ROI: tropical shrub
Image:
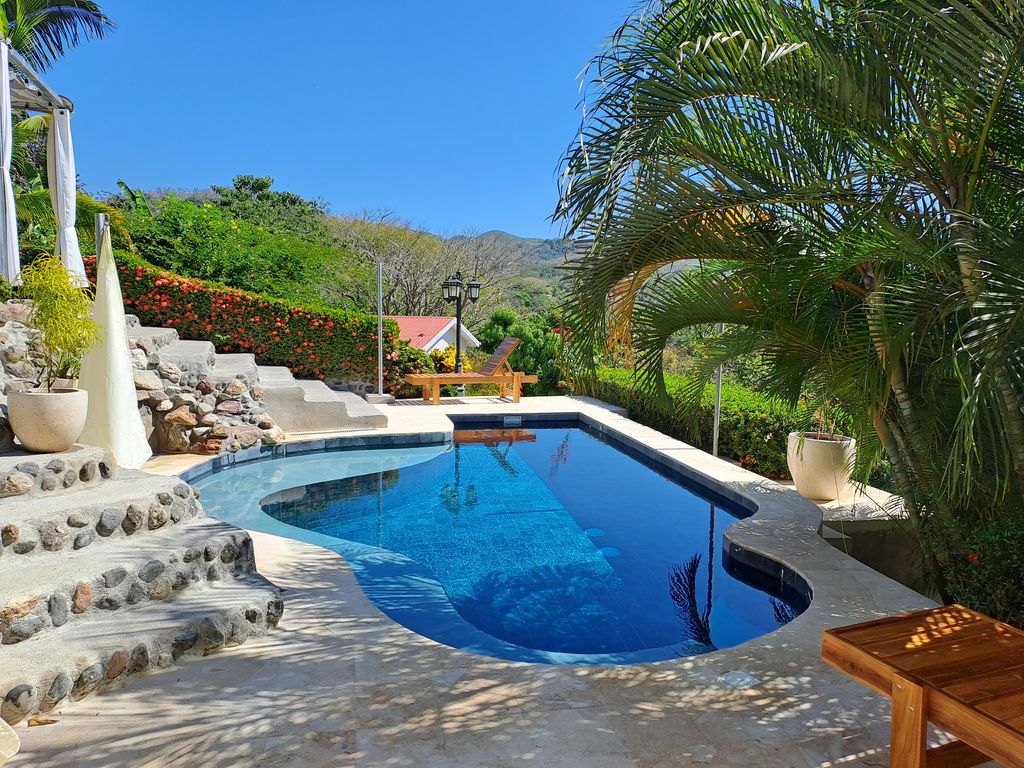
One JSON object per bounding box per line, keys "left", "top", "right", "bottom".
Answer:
{"left": 476, "top": 309, "right": 568, "bottom": 395}
{"left": 124, "top": 196, "right": 369, "bottom": 309}
{"left": 84, "top": 251, "right": 397, "bottom": 385}
{"left": 594, "top": 368, "right": 801, "bottom": 479}
{"left": 557, "top": 0, "right": 1024, "bottom": 619}
{"left": 386, "top": 342, "right": 434, "bottom": 399}
{"left": 19, "top": 256, "right": 100, "bottom": 389}
{"left": 428, "top": 345, "right": 472, "bottom": 374}
{"left": 925, "top": 515, "right": 1024, "bottom": 628}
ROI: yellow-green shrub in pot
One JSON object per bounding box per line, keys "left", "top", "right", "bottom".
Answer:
{"left": 786, "top": 431, "right": 856, "bottom": 501}
{"left": 7, "top": 257, "right": 101, "bottom": 453}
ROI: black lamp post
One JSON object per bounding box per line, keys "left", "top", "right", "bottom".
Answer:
{"left": 442, "top": 271, "right": 481, "bottom": 392}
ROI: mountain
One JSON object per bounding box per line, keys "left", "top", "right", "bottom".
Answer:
{"left": 474, "top": 230, "right": 573, "bottom": 277}
{"left": 465, "top": 230, "right": 573, "bottom": 314}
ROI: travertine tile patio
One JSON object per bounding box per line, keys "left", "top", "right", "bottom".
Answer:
{"left": 14, "top": 396, "right": 946, "bottom": 767}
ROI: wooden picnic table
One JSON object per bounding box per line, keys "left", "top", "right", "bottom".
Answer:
{"left": 822, "top": 604, "right": 1024, "bottom": 768}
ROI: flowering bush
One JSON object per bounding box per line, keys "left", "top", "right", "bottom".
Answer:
{"left": 428, "top": 345, "right": 471, "bottom": 374}
{"left": 925, "top": 514, "right": 1024, "bottom": 627}
{"left": 86, "top": 251, "right": 399, "bottom": 385}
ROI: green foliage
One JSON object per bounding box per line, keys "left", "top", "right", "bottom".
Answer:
{"left": 0, "top": 276, "right": 13, "bottom": 304}
{"left": 593, "top": 368, "right": 800, "bottom": 479}
{"left": 926, "top": 514, "right": 1024, "bottom": 628}
{"left": 1, "top": 0, "right": 114, "bottom": 71}
{"left": 86, "top": 251, "right": 398, "bottom": 386}
{"left": 19, "top": 256, "right": 100, "bottom": 388}
{"left": 124, "top": 196, "right": 369, "bottom": 309}
{"left": 209, "top": 175, "right": 331, "bottom": 244}
{"left": 386, "top": 342, "right": 435, "bottom": 399}
{"left": 557, "top": 0, "right": 1024, "bottom": 620}
{"left": 476, "top": 309, "right": 567, "bottom": 395}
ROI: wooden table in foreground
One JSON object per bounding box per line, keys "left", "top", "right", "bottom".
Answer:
{"left": 822, "top": 605, "right": 1024, "bottom": 768}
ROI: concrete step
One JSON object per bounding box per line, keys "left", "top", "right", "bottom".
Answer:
{"left": 255, "top": 365, "right": 297, "bottom": 388}
{"left": 209, "top": 353, "right": 258, "bottom": 385}
{"left": 0, "top": 472, "right": 202, "bottom": 559}
{"left": 0, "top": 519, "right": 256, "bottom": 646}
{"left": 261, "top": 381, "right": 387, "bottom": 433}
{"left": 0, "top": 574, "right": 283, "bottom": 724}
{"left": 336, "top": 391, "right": 388, "bottom": 428}
{"left": 126, "top": 324, "right": 178, "bottom": 354}
{"left": 0, "top": 445, "right": 115, "bottom": 501}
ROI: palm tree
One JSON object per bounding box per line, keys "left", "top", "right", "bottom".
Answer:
{"left": 1, "top": 0, "right": 114, "bottom": 70}
{"left": 0, "top": 2, "right": 117, "bottom": 255}
{"left": 557, "top": 0, "right": 1024, "bottom": 623}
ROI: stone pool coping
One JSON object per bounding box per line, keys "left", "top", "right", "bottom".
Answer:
{"left": 173, "top": 395, "right": 933, "bottom": 665}
{"left": 16, "top": 396, "right": 943, "bottom": 767}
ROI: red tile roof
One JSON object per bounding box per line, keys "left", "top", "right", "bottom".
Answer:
{"left": 385, "top": 316, "right": 455, "bottom": 350}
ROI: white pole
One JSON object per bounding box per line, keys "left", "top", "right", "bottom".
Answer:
{"left": 712, "top": 322, "right": 724, "bottom": 457}
{"left": 95, "top": 212, "right": 107, "bottom": 257}
{"left": 376, "top": 261, "right": 384, "bottom": 395}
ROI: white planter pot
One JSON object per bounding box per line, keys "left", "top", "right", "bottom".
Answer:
{"left": 7, "top": 388, "right": 89, "bottom": 453}
{"left": 786, "top": 431, "right": 856, "bottom": 501}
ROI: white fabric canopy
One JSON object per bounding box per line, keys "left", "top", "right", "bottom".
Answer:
{"left": 78, "top": 224, "right": 152, "bottom": 469}
{"left": 47, "top": 108, "right": 85, "bottom": 282}
{"left": 0, "top": 40, "right": 19, "bottom": 283}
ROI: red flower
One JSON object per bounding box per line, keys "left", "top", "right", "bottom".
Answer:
{"left": 967, "top": 552, "right": 981, "bottom": 564}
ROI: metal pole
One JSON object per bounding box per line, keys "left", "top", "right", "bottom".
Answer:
{"left": 455, "top": 277, "right": 464, "bottom": 396}
{"left": 376, "top": 261, "right": 384, "bottom": 395}
{"left": 712, "top": 322, "right": 724, "bottom": 456}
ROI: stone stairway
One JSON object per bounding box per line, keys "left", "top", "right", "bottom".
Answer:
{"left": 127, "top": 319, "right": 386, "bottom": 433}
{"left": 0, "top": 447, "right": 283, "bottom": 725}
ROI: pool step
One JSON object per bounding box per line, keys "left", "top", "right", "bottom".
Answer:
{"left": 0, "top": 519, "right": 256, "bottom": 646}
{"left": 0, "top": 574, "right": 282, "bottom": 723}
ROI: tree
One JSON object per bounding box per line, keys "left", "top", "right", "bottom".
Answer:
{"left": 331, "top": 211, "right": 525, "bottom": 326}
{"left": 557, "top": 0, "right": 1024, "bottom": 623}
{"left": 2, "top": 1, "right": 116, "bottom": 253}
{"left": 1, "top": 0, "right": 114, "bottom": 70}
{"left": 476, "top": 309, "right": 566, "bottom": 395}
{"left": 209, "top": 175, "right": 331, "bottom": 244}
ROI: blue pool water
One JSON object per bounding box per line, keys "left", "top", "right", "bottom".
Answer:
{"left": 194, "top": 425, "right": 804, "bottom": 663}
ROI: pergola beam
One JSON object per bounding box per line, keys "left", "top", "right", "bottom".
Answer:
{"left": 7, "top": 47, "right": 71, "bottom": 113}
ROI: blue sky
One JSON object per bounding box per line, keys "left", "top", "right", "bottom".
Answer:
{"left": 47, "top": 1, "right": 634, "bottom": 239}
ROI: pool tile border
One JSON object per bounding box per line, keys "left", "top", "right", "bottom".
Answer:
{"left": 174, "top": 396, "right": 934, "bottom": 666}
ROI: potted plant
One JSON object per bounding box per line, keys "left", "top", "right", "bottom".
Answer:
{"left": 786, "top": 406, "right": 856, "bottom": 501}
{"left": 7, "top": 256, "right": 101, "bottom": 453}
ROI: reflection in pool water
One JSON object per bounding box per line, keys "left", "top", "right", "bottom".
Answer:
{"left": 256, "top": 427, "right": 804, "bottom": 658}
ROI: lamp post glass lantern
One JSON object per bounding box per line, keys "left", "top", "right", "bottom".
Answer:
{"left": 442, "top": 271, "right": 480, "bottom": 393}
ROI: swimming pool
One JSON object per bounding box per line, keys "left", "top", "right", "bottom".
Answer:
{"left": 194, "top": 424, "right": 806, "bottom": 664}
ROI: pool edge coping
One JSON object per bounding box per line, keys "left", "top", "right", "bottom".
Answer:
{"left": 176, "top": 397, "right": 935, "bottom": 666}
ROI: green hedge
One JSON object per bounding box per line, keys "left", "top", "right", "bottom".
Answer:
{"left": 592, "top": 368, "right": 802, "bottom": 479}
{"left": 123, "top": 196, "right": 368, "bottom": 307}
{"left": 86, "top": 251, "right": 402, "bottom": 387}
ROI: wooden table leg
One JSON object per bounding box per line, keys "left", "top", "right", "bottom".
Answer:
{"left": 891, "top": 675, "right": 928, "bottom": 768}
{"left": 512, "top": 374, "right": 521, "bottom": 403}
{"left": 432, "top": 381, "right": 440, "bottom": 406}
{"left": 422, "top": 385, "right": 430, "bottom": 402}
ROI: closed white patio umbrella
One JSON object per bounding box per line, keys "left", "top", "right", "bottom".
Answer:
{"left": 78, "top": 215, "right": 152, "bottom": 469}
{"left": 0, "top": 40, "right": 19, "bottom": 283}
{"left": 47, "top": 107, "right": 85, "bottom": 282}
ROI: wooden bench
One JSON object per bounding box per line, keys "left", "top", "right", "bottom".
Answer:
{"left": 405, "top": 337, "right": 538, "bottom": 405}
{"left": 822, "top": 604, "right": 1024, "bottom": 768}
